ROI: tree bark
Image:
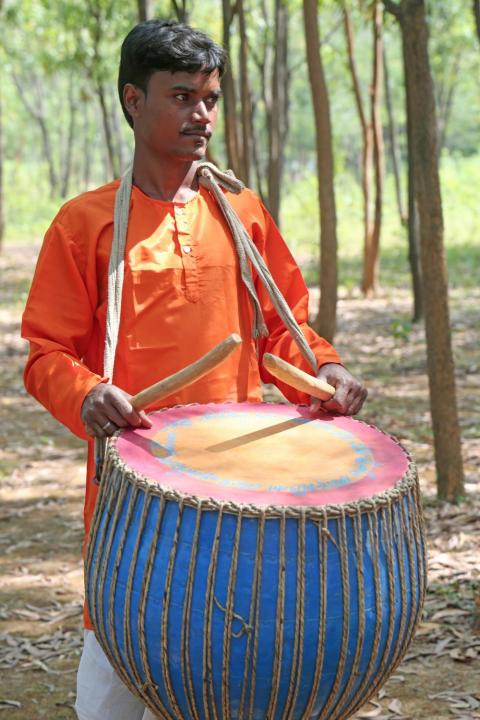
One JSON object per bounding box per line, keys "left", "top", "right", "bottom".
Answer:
{"left": 251, "top": 101, "right": 266, "bottom": 203}
{"left": 342, "top": 4, "right": 379, "bottom": 297}
{"left": 12, "top": 73, "right": 59, "bottom": 198}
{"left": 386, "top": 0, "right": 464, "bottom": 500}
{"left": 363, "top": 1, "right": 384, "bottom": 295}
{"left": 0, "top": 0, "right": 3, "bottom": 249}
{"left": 96, "top": 79, "right": 120, "bottom": 179}
{"left": 436, "top": 50, "right": 462, "bottom": 155}
{"left": 343, "top": 4, "right": 373, "bottom": 286}
{"left": 221, "top": 0, "right": 242, "bottom": 177}
{"left": 110, "top": 84, "right": 126, "bottom": 173}
{"left": 61, "top": 75, "right": 77, "bottom": 198}
{"left": 238, "top": 0, "right": 252, "bottom": 185}
{"left": 473, "top": 0, "right": 480, "bottom": 44}
{"left": 83, "top": 106, "right": 92, "bottom": 191}
{"left": 137, "top": 0, "right": 153, "bottom": 21}
{"left": 85, "top": 0, "right": 119, "bottom": 180}
{"left": 267, "top": 0, "right": 289, "bottom": 224}
{"left": 0, "top": 86, "right": 4, "bottom": 252}
{"left": 383, "top": 44, "right": 406, "bottom": 226}
{"left": 360, "top": 1, "right": 384, "bottom": 295}
{"left": 404, "top": 37, "right": 423, "bottom": 323}
{"left": 171, "top": 0, "right": 189, "bottom": 23}
{"left": 303, "top": 0, "right": 338, "bottom": 343}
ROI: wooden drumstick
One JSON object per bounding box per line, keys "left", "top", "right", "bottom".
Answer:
{"left": 263, "top": 353, "right": 335, "bottom": 401}
{"left": 130, "top": 333, "right": 242, "bottom": 412}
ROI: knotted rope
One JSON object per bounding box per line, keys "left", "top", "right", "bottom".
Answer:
{"left": 94, "top": 164, "right": 133, "bottom": 475}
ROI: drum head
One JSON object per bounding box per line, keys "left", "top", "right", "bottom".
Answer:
{"left": 115, "top": 403, "right": 409, "bottom": 507}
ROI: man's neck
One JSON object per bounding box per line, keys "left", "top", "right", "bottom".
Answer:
{"left": 132, "top": 150, "right": 200, "bottom": 202}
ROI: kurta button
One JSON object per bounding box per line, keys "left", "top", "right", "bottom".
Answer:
{"left": 183, "top": 245, "right": 192, "bottom": 254}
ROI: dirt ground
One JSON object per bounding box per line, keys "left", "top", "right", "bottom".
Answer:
{"left": 0, "top": 244, "right": 479, "bottom": 719}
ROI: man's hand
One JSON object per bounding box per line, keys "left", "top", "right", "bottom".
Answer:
{"left": 81, "top": 383, "right": 152, "bottom": 438}
{"left": 311, "top": 363, "right": 367, "bottom": 416}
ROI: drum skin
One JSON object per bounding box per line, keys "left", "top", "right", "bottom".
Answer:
{"left": 85, "top": 403, "right": 427, "bottom": 720}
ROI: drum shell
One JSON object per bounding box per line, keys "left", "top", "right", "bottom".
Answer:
{"left": 85, "top": 435, "right": 426, "bottom": 720}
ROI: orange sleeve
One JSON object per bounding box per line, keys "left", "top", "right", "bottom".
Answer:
{"left": 21, "top": 215, "right": 105, "bottom": 440}
{"left": 253, "top": 203, "right": 342, "bottom": 405}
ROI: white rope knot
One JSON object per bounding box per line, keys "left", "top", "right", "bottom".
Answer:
{"left": 196, "top": 162, "right": 245, "bottom": 194}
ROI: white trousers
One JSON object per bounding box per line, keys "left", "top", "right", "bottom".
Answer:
{"left": 75, "top": 630, "right": 157, "bottom": 720}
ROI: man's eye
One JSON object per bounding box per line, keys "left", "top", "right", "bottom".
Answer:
{"left": 175, "top": 94, "right": 188, "bottom": 101}
{"left": 206, "top": 96, "right": 219, "bottom": 108}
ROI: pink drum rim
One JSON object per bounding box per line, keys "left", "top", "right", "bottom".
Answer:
{"left": 106, "top": 403, "right": 417, "bottom": 514}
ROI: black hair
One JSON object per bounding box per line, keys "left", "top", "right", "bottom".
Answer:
{"left": 118, "top": 19, "right": 227, "bottom": 128}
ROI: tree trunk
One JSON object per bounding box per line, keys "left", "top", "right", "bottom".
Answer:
{"left": 404, "top": 34, "right": 423, "bottom": 322}
{"left": 96, "top": 79, "right": 120, "bottom": 179}
{"left": 61, "top": 76, "right": 77, "bottom": 198}
{"left": 399, "top": 11, "right": 423, "bottom": 320}
{"left": 238, "top": 0, "right": 252, "bottom": 184}
{"left": 386, "top": 0, "right": 465, "bottom": 500}
{"left": 0, "top": 87, "right": 4, "bottom": 253}
{"left": 383, "top": 44, "right": 406, "bottom": 226}
{"left": 250, "top": 100, "right": 266, "bottom": 202}
{"left": 436, "top": 51, "right": 462, "bottom": 155}
{"left": 83, "top": 105, "right": 92, "bottom": 190}
{"left": 362, "top": 1, "right": 384, "bottom": 296}
{"left": 12, "top": 73, "right": 59, "bottom": 198}
{"left": 0, "top": 0, "right": 3, "bottom": 251}
{"left": 342, "top": 5, "right": 374, "bottom": 297}
{"left": 303, "top": 0, "right": 338, "bottom": 343}
{"left": 110, "top": 85, "right": 126, "bottom": 173}
{"left": 266, "top": 0, "right": 289, "bottom": 225}
{"left": 221, "top": 0, "right": 241, "bottom": 177}
{"left": 473, "top": 0, "right": 480, "bottom": 44}
{"left": 137, "top": 0, "right": 153, "bottom": 21}
{"left": 171, "top": 0, "right": 189, "bottom": 23}
{"left": 406, "top": 160, "right": 423, "bottom": 321}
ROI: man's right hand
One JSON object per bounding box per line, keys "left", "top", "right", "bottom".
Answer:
{"left": 81, "top": 383, "right": 152, "bottom": 438}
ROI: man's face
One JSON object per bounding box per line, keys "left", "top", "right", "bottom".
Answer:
{"left": 125, "top": 69, "right": 222, "bottom": 161}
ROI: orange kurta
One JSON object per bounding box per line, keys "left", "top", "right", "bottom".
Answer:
{"left": 21, "top": 180, "right": 341, "bottom": 628}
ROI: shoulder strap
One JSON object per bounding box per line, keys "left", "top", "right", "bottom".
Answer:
{"left": 197, "top": 162, "right": 318, "bottom": 374}
{"left": 104, "top": 162, "right": 319, "bottom": 381}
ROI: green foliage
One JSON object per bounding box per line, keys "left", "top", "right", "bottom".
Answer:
{"left": 1, "top": 0, "right": 479, "bottom": 302}
{"left": 280, "top": 154, "right": 480, "bottom": 291}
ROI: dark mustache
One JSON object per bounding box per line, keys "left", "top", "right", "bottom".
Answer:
{"left": 182, "top": 126, "right": 211, "bottom": 136}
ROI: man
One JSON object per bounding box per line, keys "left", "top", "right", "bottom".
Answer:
{"left": 22, "top": 19, "right": 367, "bottom": 720}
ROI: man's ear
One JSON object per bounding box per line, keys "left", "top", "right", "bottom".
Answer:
{"left": 123, "top": 83, "right": 144, "bottom": 122}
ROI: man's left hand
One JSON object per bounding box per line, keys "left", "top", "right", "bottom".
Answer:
{"left": 311, "top": 363, "right": 367, "bottom": 416}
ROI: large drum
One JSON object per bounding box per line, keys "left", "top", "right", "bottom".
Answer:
{"left": 85, "top": 402, "right": 426, "bottom": 720}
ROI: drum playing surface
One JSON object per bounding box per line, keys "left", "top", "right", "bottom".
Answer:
{"left": 116, "top": 403, "right": 408, "bottom": 506}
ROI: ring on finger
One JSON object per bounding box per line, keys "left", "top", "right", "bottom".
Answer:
{"left": 102, "top": 420, "right": 114, "bottom": 432}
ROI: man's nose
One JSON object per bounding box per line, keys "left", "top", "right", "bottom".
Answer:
{"left": 192, "top": 101, "right": 209, "bottom": 123}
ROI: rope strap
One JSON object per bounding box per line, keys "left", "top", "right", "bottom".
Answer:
{"left": 196, "top": 162, "right": 318, "bottom": 374}
{"left": 103, "top": 162, "right": 319, "bottom": 387}
{"left": 104, "top": 165, "right": 134, "bottom": 381}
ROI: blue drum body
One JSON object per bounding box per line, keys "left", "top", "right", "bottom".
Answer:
{"left": 85, "top": 407, "right": 427, "bottom": 720}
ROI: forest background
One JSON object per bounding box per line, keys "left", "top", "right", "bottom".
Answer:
{"left": 0, "top": 0, "right": 479, "bottom": 718}
{"left": 2, "top": 0, "right": 479, "bottom": 301}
